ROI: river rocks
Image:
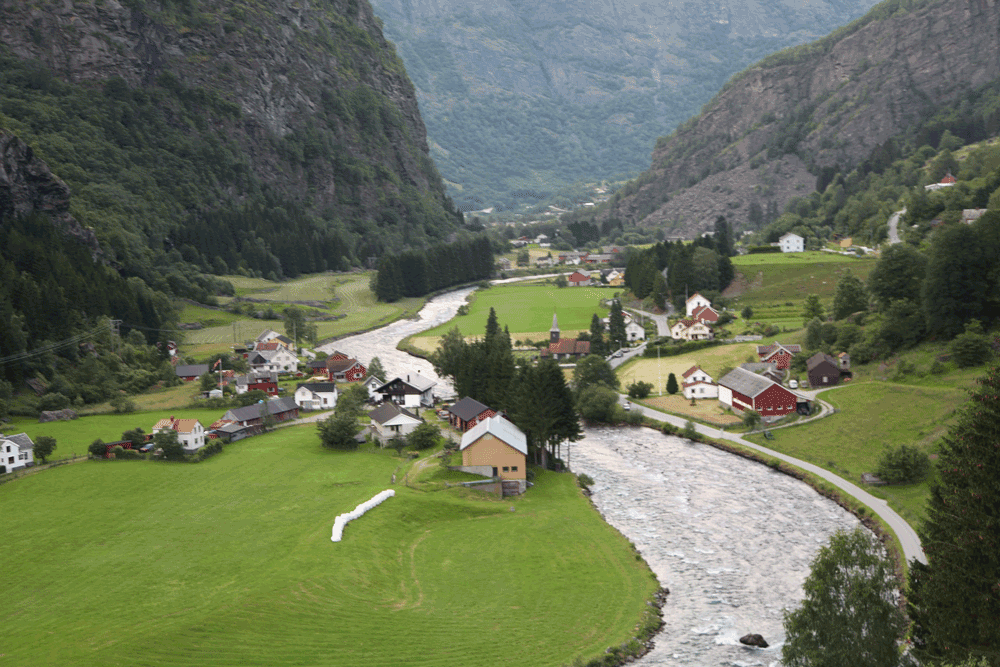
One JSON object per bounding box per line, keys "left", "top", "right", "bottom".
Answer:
{"left": 38, "top": 409, "right": 78, "bottom": 423}
{"left": 739, "top": 633, "right": 769, "bottom": 648}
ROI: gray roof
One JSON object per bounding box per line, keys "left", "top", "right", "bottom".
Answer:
{"left": 0, "top": 432, "right": 34, "bottom": 450}
{"left": 447, "top": 397, "right": 492, "bottom": 421}
{"left": 225, "top": 397, "right": 299, "bottom": 422}
{"left": 236, "top": 371, "right": 278, "bottom": 386}
{"left": 719, "top": 367, "right": 777, "bottom": 399}
{"left": 740, "top": 362, "right": 780, "bottom": 375}
{"left": 295, "top": 382, "right": 338, "bottom": 394}
{"left": 175, "top": 364, "right": 209, "bottom": 377}
{"left": 216, "top": 422, "right": 254, "bottom": 435}
{"left": 806, "top": 352, "right": 839, "bottom": 371}
{"left": 461, "top": 416, "right": 527, "bottom": 455}
{"left": 368, "top": 402, "right": 421, "bottom": 425}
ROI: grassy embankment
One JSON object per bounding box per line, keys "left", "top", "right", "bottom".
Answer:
{"left": 407, "top": 283, "right": 615, "bottom": 355}
{"left": 181, "top": 272, "right": 427, "bottom": 359}
{"left": 0, "top": 425, "right": 658, "bottom": 667}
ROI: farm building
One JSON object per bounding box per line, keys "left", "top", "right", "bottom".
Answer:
{"left": 0, "top": 433, "right": 34, "bottom": 472}
{"left": 756, "top": 343, "right": 802, "bottom": 370}
{"left": 152, "top": 417, "right": 206, "bottom": 453}
{"left": 235, "top": 371, "right": 279, "bottom": 396}
{"left": 718, "top": 367, "right": 805, "bottom": 418}
{"left": 368, "top": 402, "right": 423, "bottom": 443}
{"left": 326, "top": 357, "right": 367, "bottom": 382}
{"left": 806, "top": 352, "right": 842, "bottom": 388}
{"left": 459, "top": 416, "right": 528, "bottom": 495}
{"left": 174, "top": 364, "right": 209, "bottom": 382}
{"left": 779, "top": 232, "right": 804, "bottom": 252}
{"left": 446, "top": 397, "right": 497, "bottom": 432}
{"left": 222, "top": 397, "right": 300, "bottom": 427}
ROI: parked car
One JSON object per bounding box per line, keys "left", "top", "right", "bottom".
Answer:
{"left": 623, "top": 401, "right": 631, "bottom": 411}
{"left": 613, "top": 350, "right": 623, "bottom": 358}
{"left": 789, "top": 379, "right": 799, "bottom": 389}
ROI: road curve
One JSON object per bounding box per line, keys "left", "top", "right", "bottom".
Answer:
{"left": 888, "top": 207, "right": 907, "bottom": 245}
{"left": 629, "top": 401, "right": 927, "bottom": 565}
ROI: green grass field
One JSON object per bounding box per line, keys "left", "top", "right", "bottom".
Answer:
{"left": 0, "top": 427, "right": 657, "bottom": 666}
{"left": 745, "top": 381, "right": 967, "bottom": 528}
{"left": 181, "top": 273, "right": 426, "bottom": 358}
{"left": 727, "top": 252, "right": 877, "bottom": 330}
{"left": 416, "top": 284, "right": 612, "bottom": 340}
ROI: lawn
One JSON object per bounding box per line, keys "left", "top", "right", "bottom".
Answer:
{"left": 0, "top": 427, "right": 658, "bottom": 666}
{"left": 2, "top": 407, "right": 231, "bottom": 459}
{"left": 744, "top": 381, "right": 968, "bottom": 528}
{"left": 415, "top": 284, "right": 613, "bottom": 340}
{"left": 726, "top": 252, "right": 877, "bottom": 330}
{"left": 616, "top": 341, "right": 772, "bottom": 389}
{"left": 638, "top": 394, "right": 742, "bottom": 426}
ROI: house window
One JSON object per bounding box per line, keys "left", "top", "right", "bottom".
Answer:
{"left": 4, "top": 445, "right": 8, "bottom": 453}
{"left": 19, "top": 453, "right": 27, "bottom": 460}
{"left": 502, "top": 466, "right": 510, "bottom": 472}
{"left": 511, "top": 466, "right": 518, "bottom": 472}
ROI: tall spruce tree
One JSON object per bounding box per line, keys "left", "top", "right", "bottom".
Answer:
{"left": 666, "top": 373, "right": 678, "bottom": 395}
{"left": 608, "top": 299, "right": 627, "bottom": 349}
{"left": 588, "top": 313, "right": 606, "bottom": 357}
{"left": 832, "top": 270, "right": 868, "bottom": 320}
{"left": 908, "top": 363, "right": 1000, "bottom": 665}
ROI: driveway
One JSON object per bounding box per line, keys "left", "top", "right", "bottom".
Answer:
{"left": 887, "top": 207, "right": 906, "bottom": 245}
{"left": 627, "top": 308, "right": 670, "bottom": 337}
{"left": 628, "top": 400, "right": 926, "bottom": 565}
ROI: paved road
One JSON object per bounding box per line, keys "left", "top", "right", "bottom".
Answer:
{"left": 627, "top": 308, "right": 670, "bottom": 337}
{"left": 627, "top": 400, "right": 927, "bottom": 565}
{"left": 888, "top": 207, "right": 906, "bottom": 245}
{"left": 607, "top": 342, "right": 646, "bottom": 369}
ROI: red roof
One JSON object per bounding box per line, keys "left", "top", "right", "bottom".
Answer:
{"left": 568, "top": 271, "right": 590, "bottom": 282}
{"left": 941, "top": 172, "right": 957, "bottom": 184}
{"left": 692, "top": 305, "right": 719, "bottom": 322}
{"left": 544, "top": 339, "right": 591, "bottom": 356}
{"left": 682, "top": 365, "right": 701, "bottom": 379}
{"left": 255, "top": 341, "right": 281, "bottom": 351}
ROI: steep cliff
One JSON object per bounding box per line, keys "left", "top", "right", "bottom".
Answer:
{"left": 0, "top": 0, "right": 462, "bottom": 277}
{"left": 369, "top": 0, "right": 881, "bottom": 210}
{"left": 600, "top": 0, "right": 1000, "bottom": 236}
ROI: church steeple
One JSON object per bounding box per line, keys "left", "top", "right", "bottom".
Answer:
{"left": 550, "top": 311, "right": 560, "bottom": 344}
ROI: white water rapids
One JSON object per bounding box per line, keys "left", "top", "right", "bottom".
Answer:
{"left": 324, "top": 288, "right": 862, "bottom": 666}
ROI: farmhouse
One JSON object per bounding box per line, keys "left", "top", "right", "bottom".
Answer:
{"left": 152, "top": 417, "right": 206, "bottom": 453}
{"left": 779, "top": 232, "right": 804, "bottom": 253}
{"left": 446, "top": 396, "right": 497, "bottom": 431}
{"left": 740, "top": 362, "right": 783, "bottom": 384}
{"left": 294, "top": 382, "right": 339, "bottom": 410}
{"left": 174, "top": 364, "right": 209, "bottom": 381}
{"left": 718, "top": 367, "right": 803, "bottom": 418}
{"left": 670, "top": 319, "right": 713, "bottom": 341}
{"left": 756, "top": 342, "right": 802, "bottom": 370}
{"left": 362, "top": 374, "right": 385, "bottom": 401}
{"left": 685, "top": 292, "right": 712, "bottom": 317}
{"left": 235, "top": 371, "right": 279, "bottom": 396}
{"left": 459, "top": 416, "right": 528, "bottom": 495}
{"left": 681, "top": 365, "right": 718, "bottom": 399}
{"left": 691, "top": 304, "right": 720, "bottom": 324}
{"left": 625, "top": 321, "right": 645, "bottom": 341}
{"left": 567, "top": 269, "right": 592, "bottom": 286}
{"left": 806, "top": 352, "right": 842, "bottom": 387}
{"left": 248, "top": 345, "right": 299, "bottom": 373}
{"left": 222, "top": 397, "right": 300, "bottom": 427}
{"left": 541, "top": 313, "right": 591, "bottom": 360}
{"left": 0, "top": 432, "right": 34, "bottom": 472}
{"left": 368, "top": 402, "right": 423, "bottom": 443}
{"left": 375, "top": 373, "right": 436, "bottom": 408}
{"left": 326, "top": 357, "right": 367, "bottom": 382}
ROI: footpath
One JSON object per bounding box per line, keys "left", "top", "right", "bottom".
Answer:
{"left": 630, "top": 400, "right": 926, "bottom": 565}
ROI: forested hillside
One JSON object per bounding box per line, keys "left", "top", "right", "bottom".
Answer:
{"left": 587, "top": 0, "right": 1000, "bottom": 238}
{"left": 0, "top": 0, "right": 463, "bottom": 283}
{"left": 369, "top": 0, "right": 880, "bottom": 212}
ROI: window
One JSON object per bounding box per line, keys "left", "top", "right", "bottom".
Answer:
{"left": 502, "top": 466, "right": 510, "bottom": 472}
{"left": 511, "top": 466, "right": 518, "bottom": 472}
{"left": 4, "top": 445, "right": 8, "bottom": 453}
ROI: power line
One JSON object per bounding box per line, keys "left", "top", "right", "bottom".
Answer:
{"left": 0, "top": 325, "right": 107, "bottom": 367}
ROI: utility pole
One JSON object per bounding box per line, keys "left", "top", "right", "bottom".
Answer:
{"left": 109, "top": 319, "right": 122, "bottom": 356}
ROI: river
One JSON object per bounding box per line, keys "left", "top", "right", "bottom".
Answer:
{"left": 324, "top": 288, "right": 862, "bottom": 667}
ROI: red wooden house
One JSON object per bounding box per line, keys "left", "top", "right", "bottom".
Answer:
{"left": 718, "top": 367, "right": 802, "bottom": 417}
{"left": 326, "top": 357, "right": 367, "bottom": 382}
{"left": 756, "top": 343, "right": 802, "bottom": 370}
{"left": 446, "top": 397, "right": 497, "bottom": 431}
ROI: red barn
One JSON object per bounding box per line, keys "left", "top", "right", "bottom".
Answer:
{"left": 756, "top": 343, "right": 802, "bottom": 370}
{"left": 718, "top": 367, "right": 800, "bottom": 417}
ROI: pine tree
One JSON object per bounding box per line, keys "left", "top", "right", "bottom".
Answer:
{"left": 666, "top": 372, "right": 678, "bottom": 395}
{"left": 608, "top": 299, "right": 627, "bottom": 349}
{"left": 832, "top": 270, "right": 868, "bottom": 320}
{"left": 588, "top": 313, "right": 606, "bottom": 357}
{"left": 908, "top": 363, "right": 1000, "bottom": 665}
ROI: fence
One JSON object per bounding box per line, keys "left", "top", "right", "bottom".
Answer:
{"left": 0, "top": 454, "right": 87, "bottom": 485}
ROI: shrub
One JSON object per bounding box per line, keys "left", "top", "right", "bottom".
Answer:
{"left": 38, "top": 392, "right": 71, "bottom": 411}
{"left": 876, "top": 444, "right": 930, "bottom": 484}
{"left": 110, "top": 395, "right": 138, "bottom": 413}
{"left": 624, "top": 409, "right": 644, "bottom": 425}
{"left": 626, "top": 380, "right": 654, "bottom": 399}
{"left": 683, "top": 421, "right": 698, "bottom": 440}
{"left": 577, "top": 473, "right": 595, "bottom": 489}
{"left": 88, "top": 439, "right": 106, "bottom": 458}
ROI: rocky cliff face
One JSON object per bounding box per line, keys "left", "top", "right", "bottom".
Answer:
{"left": 369, "top": 0, "right": 881, "bottom": 210}
{"left": 0, "top": 131, "right": 101, "bottom": 258}
{"left": 0, "top": 0, "right": 458, "bottom": 254}
{"left": 601, "top": 0, "right": 1000, "bottom": 236}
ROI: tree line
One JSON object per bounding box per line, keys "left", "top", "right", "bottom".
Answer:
{"left": 373, "top": 235, "right": 495, "bottom": 302}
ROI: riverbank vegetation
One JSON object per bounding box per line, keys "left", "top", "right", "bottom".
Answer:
{"left": 0, "top": 424, "right": 659, "bottom": 666}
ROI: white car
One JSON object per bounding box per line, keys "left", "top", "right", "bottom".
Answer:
{"left": 623, "top": 401, "right": 631, "bottom": 411}
{"left": 789, "top": 379, "right": 799, "bottom": 389}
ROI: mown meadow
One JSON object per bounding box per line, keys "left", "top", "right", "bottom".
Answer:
{"left": 0, "top": 425, "right": 658, "bottom": 666}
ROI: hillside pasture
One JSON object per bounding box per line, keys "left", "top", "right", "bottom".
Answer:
{"left": 0, "top": 427, "right": 657, "bottom": 667}
{"left": 744, "top": 382, "right": 967, "bottom": 527}
{"left": 415, "top": 284, "right": 613, "bottom": 340}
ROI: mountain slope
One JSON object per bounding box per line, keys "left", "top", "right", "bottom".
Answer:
{"left": 0, "top": 0, "right": 462, "bottom": 280}
{"left": 598, "top": 0, "right": 1000, "bottom": 236}
{"left": 369, "top": 0, "right": 881, "bottom": 211}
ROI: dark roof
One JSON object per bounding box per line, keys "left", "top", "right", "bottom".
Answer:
{"left": 544, "top": 339, "right": 591, "bottom": 356}
{"left": 757, "top": 343, "right": 802, "bottom": 356}
{"left": 0, "top": 432, "right": 34, "bottom": 450}
{"left": 719, "top": 367, "right": 778, "bottom": 399}
{"left": 275, "top": 335, "right": 293, "bottom": 344}
{"left": 216, "top": 422, "right": 254, "bottom": 435}
{"left": 307, "top": 358, "right": 328, "bottom": 369}
{"left": 175, "top": 364, "right": 209, "bottom": 377}
{"left": 740, "top": 362, "right": 779, "bottom": 376}
{"left": 807, "top": 352, "right": 839, "bottom": 371}
{"left": 295, "top": 382, "right": 339, "bottom": 393}
{"left": 368, "top": 402, "right": 421, "bottom": 425}
{"left": 447, "top": 397, "right": 492, "bottom": 421}
{"left": 225, "top": 397, "right": 299, "bottom": 422}
{"left": 326, "top": 358, "right": 361, "bottom": 372}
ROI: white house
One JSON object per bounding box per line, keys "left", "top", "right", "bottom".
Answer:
{"left": 779, "top": 232, "right": 804, "bottom": 253}
{"left": 248, "top": 345, "right": 299, "bottom": 373}
{"left": 681, "top": 365, "right": 718, "bottom": 399}
{"left": 255, "top": 329, "right": 282, "bottom": 344}
{"left": 152, "top": 417, "right": 206, "bottom": 453}
{"left": 671, "top": 319, "right": 713, "bottom": 341}
{"left": 294, "top": 382, "right": 339, "bottom": 411}
{"left": 0, "top": 433, "right": 34, "bottom": 472}
{"left": 625, "top": 321, "right": 646, "bottom": 342}
{"left": 368, "top": 402, "right": 423, "bottom": 444}
{"left": 685, "top": 292, "right": 712, "bottom": 317}
{"left": 362, "top": 375, "right": 385, "bottom": 401}
{"left": 375, "top": 374, "right": 436, "bottom": 408}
